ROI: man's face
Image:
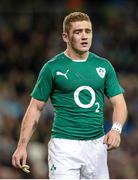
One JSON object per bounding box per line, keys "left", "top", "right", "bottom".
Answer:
{"left": 66, "top": 21, "right": 92, "bottom": 54}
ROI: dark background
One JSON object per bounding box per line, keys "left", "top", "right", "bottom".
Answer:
{"left": 0, "top": 0, "right": 137, "bottom": 178}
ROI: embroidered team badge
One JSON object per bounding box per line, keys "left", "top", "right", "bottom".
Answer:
{"left": 96, "top": 67, "right": 106, "bottom": 78}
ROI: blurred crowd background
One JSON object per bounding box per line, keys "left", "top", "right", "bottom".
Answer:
{"left": 0, "top": 0, "right": 138, "bottom": 179}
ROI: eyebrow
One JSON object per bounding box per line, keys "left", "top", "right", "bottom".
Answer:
{"left": 73, "top": 28, "right": 92, "bottom": 32}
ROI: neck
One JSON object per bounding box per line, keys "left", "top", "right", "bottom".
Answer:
{"left": 64, "top": 48, "right": 89, "bottom": 60}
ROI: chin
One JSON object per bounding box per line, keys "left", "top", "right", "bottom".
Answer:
{"left": 77, "top": 50, "right": 88, "bottom": 55}
{"left": 80, "top": 48, "right": 89, "bottom": 52}
{"left": 73, "top": 47, "right": 89, "bottom": 54}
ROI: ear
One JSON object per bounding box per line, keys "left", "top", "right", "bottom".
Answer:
{"left": 62, "top": 32, "right": 69, "bottom": 43}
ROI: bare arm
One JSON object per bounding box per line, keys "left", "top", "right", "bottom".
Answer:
{"left": 104, "top": 94, "right": 127, "bottom": 150}
{"left": 110, "top": 93, "right": 127, "bottom": 126}
{"left": 17, "top": 98, "right": 46, "bottom": 148}
{"left": 12, "top": 97, "right": 46, "bottom": 168}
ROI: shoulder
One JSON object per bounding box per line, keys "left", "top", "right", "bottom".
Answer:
{"left": 89, "top": 52, "right": 114, "bottom": 69}
{"left": 47, "top": 52, "right": 65, "bottom": 66}
{"left": 40, "top": 52, "right": 63, "bottom": 69}
{"left": 39, "top": 52, "right": 65, "bottom": 76}
{"left": 90, "top": 52, "right": 109, "bottom": 63}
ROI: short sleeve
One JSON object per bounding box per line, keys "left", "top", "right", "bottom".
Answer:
{"left": 104, "top": 61, "right": 124, "bottom": 98}
{"left": 31, "top": 62, "right": 53, "bottom": 102}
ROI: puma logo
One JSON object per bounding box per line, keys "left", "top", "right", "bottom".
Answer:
{"left": 56, "top": 69, "right": 69, "bottom": 79}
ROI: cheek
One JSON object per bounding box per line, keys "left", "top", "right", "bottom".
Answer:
{"left": 70, "top": 36, "right": 78, "bottom": 46}
{"left": 89, "top": 35, "right": 92, "bottom": 42}
{"left": 71, "top": 36, "right": 80, "bottom": 45}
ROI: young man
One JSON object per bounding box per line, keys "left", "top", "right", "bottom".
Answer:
{"left": 12, "top": 12, "right": 127, "bottom": 179}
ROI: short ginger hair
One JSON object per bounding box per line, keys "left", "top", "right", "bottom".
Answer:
{"left": 63, "top": 12, "right": 91, "bottom": 33}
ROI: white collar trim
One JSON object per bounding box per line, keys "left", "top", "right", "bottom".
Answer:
{"left": 64, "top": 52, "right": 88, "bottom": 62}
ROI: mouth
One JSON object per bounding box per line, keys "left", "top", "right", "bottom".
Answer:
{"left": 81, "top": 42, "right": 88, "bottom": 47}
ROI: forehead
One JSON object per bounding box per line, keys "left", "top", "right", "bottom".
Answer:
{"left": 70, "top": 20, "right": 92, "bottom": 31}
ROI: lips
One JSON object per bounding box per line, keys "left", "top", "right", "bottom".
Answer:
{"left": 81, "top": 42, "right": 88, "bottom": 47}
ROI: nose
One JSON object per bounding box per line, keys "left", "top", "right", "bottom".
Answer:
{"left": 81, "top": 32, "right": 87, "bottom": 39}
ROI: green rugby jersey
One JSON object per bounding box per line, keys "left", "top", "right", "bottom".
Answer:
{"left": 31, "top": 52, "right": 124, "bottom": 140}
